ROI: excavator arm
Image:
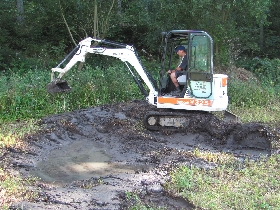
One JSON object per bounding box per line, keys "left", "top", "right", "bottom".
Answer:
{"left": 47, "top": 37, "right": 158, "bottom": 105}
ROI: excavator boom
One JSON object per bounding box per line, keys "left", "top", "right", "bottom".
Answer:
{"left": 47, "top": 37, "right": 158, "bottom": 105}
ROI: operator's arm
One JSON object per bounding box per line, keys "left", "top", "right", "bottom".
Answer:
{"left": 167, "top": 54, "right": 187, "bottom": 74}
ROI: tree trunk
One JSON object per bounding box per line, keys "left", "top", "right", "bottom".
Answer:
{"left": 17, "top": 0, "right": 24, "bottom": 23}
{"left": 117, "top": 0, "right": 122, "bottom": 16}
{"left": 260, "top": 23, "right": 264, "bottom": 52}
{"left": 94, "top": 0, "right": 98, "bottom": 38}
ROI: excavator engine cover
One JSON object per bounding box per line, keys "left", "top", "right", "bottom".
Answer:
{"left": 46, "top": 80, "right": 71, "bottom": 94}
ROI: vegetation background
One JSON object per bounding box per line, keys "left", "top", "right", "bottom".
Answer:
{"left": 1, "top": 0, "right": 280, "bottom": 122}
{"left": 0, "top": 0, "right": 280, "bottom": 209}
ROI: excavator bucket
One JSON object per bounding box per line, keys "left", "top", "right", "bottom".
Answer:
{"left": 46, "top": 80, "right": 71, "bottom": 94}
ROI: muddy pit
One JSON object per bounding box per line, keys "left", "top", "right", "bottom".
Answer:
{"left": 3, "top": 100, "right": 277, "bottom": 209}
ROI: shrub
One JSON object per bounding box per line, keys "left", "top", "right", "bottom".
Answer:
{"left": 238, "top": 57, "right": 280, "bottom": 89}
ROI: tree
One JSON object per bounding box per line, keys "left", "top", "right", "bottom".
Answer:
{"left": 17, "top": 0, "right": 24, "bottom": 23}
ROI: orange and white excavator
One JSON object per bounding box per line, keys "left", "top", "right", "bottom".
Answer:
{"left": 47, "top": 30, "right": 236, "bottom": 130}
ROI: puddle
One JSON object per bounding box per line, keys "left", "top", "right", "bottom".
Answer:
{"left": 31, "top": 139, "right": 136, "bottom": 185}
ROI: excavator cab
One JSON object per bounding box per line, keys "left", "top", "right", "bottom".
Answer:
{"left": 188, "top": 32, "right": 214, "bottom": 98}
{"left": 160, "top": 30, "right": 214, "bottom": 98}
{"left": 156, "top": 30, "right": 228, "bottom": 112}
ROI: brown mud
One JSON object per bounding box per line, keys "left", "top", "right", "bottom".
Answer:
{"left": 2, "top": 100, "right": 278, "bottom": 209}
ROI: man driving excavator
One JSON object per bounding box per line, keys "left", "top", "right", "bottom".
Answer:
{"left": 167, "top": 45, "right": 188, "bottom": 96}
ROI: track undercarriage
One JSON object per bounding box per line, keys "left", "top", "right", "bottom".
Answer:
{"left": 143, "top": 111, "right": 211, "bottom": 131}
{"left": 143, "top": 110, "right": 272, "bottom": 151}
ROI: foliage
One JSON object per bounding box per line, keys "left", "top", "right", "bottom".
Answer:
{"left": 238, "top": 57, "right": 280, "bottom": 90}
{"left": 0, "top": 62, "right": 143, "bottom": 123}
{"left": 1, "top": 0, "right": 279, "bottom": 70}
{"left": 228, "top": 79, "right": 273, "bottom": 108}
{"left": 166, "top": 155, "right": 280, "bottom": 210}
{"left": 1, "top": 54, "right": 279, "bottom": 123}
{"left": 227, "top": 58, "right": 280, "bottom": 114}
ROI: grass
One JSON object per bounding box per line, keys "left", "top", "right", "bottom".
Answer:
{"left": 226, "top": 65, "right": 280, "bottom": 124}
{"left": 0, "top": 119, "right": 41, "bottom": 148}
{"left": 125, "top": 192, "right": 166, "bottom": 210}
{"left": 0, "top": 119, "right": 41, "bottom": 209}
{"left": 166, "top": 154, "right": 280, "bottom": 210}
{"left": 0, "top": 63, "right": 144, "bottom": 122}
{"left": 0, "top": 62, "right": 280, "bottom": 209}
{"left": 0, "top": 169, "right": 37, "bottom": 209}
{"left": 228, "top": 102, "right": 280, "bottom": 124}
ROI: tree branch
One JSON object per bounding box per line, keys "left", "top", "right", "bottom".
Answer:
{"left": 59, "top": 0, "right": 77, "bottom": 46}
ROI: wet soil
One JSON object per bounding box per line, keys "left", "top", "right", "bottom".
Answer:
{"left": 2, "top": 100, "right": 278, "bottom": 209}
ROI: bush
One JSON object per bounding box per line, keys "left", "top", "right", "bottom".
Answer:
{"left": 238, "top": 57, "right": 280, "bottom": 89}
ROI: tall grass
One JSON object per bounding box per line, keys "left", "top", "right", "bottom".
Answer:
{"left": 0, "top": 63, "right": 144, "bottom": 123}
{"left": 227, "top": 73, "right": 280, "bottom": 124}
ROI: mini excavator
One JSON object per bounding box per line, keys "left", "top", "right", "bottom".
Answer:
{"left": 47, "top": 30, "right": 237, "bottom": 130}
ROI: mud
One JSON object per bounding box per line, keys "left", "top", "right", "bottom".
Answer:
{"left": 3, "top": 100, "right": 278, "bottom": 210}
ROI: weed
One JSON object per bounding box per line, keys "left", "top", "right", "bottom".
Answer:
{"left": 0, "top": 120, "right": 41, "bottom": 209}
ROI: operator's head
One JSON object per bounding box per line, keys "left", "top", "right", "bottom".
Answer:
{"left": 175, "top": 45, "right": 186, "bottom": 55}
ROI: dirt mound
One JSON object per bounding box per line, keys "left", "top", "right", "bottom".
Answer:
{"left": 4, "top": 100, "right": 276, "bottom": 209}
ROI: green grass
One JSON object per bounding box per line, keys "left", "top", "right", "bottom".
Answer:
{"left": 0, "top": 119, "right": 41, "bottom": 148}
{"left": 228, "top": 103, "right": 280, "bottom": 124}
{"left": 0, "top": 63, "right": 144, "bottom": 122}
{"left": 166, "top": 154, "right": 280, "bottom": 210}
{"left": 227, "top": 72, "right": 280, "bottom": 124}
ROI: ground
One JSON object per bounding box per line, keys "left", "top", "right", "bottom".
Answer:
{"left": 2, "top": 100, "right": 276, "bottom": 209}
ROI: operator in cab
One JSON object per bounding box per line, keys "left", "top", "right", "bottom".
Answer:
{"left": 167, "top": 45, "right": 187, "bottom": 96}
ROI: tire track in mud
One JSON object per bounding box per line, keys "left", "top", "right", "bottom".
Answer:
{"left": 8, "top": 100, "right": 278, "bottom": 209}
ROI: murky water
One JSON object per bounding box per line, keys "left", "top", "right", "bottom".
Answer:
{"left": 31, "top": 139, "right": 136, "bottom": 185}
